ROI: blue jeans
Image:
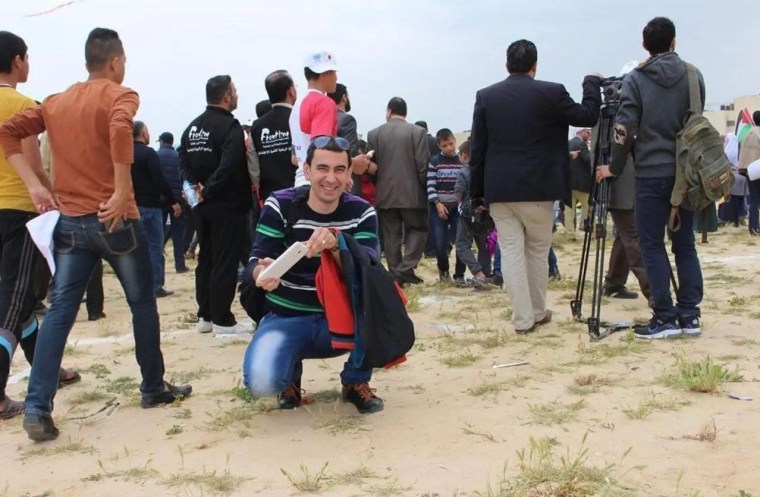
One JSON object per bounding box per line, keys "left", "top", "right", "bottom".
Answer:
{"left": 635, "top": 177, "right": 703, "bottom": 321}
{"left": 25, "top": 215, "right": 165, "bottom": 417}
{"left": 163, "top": 207, "right": 187, "bottom": 270}
{"left": 493, "top": 245, "right": 501, "bottom": 274}
{"left": 139, "top": 206, "right": 165, "bottom": 292}
{"left": 548, "top": 245, "right": 558, "bottom": 272}
{"left": 243, "top": 313, "right": 371, "bottom": 397}
{"left": 431, "top": 203, "right": 465, "bottom": 276}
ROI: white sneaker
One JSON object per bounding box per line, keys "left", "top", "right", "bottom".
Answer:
{"left": 212, "top": 322, "right": 255, "bottom": 337}
{"left": 197, "top": 318, "right": 213, "bottom": 334}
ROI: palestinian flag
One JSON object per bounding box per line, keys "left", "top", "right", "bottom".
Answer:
{"left": 737, "top": 108, "right": 754, "bottom": 142}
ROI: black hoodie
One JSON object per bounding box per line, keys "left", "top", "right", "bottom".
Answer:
{"left": 610, "top": 52, "right": 705, "bottom": 178}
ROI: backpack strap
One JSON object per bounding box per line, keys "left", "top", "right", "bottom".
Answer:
{"left": 684, "top": 63, "right": 702, "bottom": 116}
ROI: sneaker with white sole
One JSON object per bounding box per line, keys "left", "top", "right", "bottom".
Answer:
{"left": 197, "top": 318, "right": 212, "bottom": 334}
{"left": 679, "top": 316, "right": 701, "bottom": 337}
{"left": 634, "top": 317, "right": 681, "bottom": 340}
{"left": 212, "top": 322, "right": 255, "bottom": 336}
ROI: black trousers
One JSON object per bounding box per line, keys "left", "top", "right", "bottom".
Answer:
{"left": 194, "top": 205, "right": 248, "bottom": 326}
{"left": 605, "top": 208, "right": 651, "bottom": 299}
{"left": 0, "top": 210, "right": 41, "bottom": 401}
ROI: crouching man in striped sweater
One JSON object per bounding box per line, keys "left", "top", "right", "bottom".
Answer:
{"left": 243, "top": 136, "right": 384, "bottom": 414}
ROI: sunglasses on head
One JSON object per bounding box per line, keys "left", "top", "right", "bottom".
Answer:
{"left": 312, "top": 135, "right": 350, "bottom": 151}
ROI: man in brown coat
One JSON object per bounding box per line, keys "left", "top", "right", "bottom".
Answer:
{"left": 366, "top": 97, "right": 430, "bottom": 284}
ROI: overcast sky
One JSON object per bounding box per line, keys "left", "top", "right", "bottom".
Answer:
{"left": 6, "top": 0, "right": 759, "bottom": 143}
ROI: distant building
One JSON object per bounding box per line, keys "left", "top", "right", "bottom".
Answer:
{"left": 705, "top": 95, "right": 760, "bottom": 136}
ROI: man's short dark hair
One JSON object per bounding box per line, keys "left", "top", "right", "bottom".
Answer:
{"left": 327, "top": 83, "right": 347, "bottom": 105}
{"left": 358, "top": 139, "right": 367, "bottom": 154}
{"left": 206, "top": 75, "right": 232, "bottom": 104}
{"left": 133, "top": 120, "right": 145, "bottom": 139}
{"left": 387, "top": 97, "right": 407, "bottom": 117}
{"left": 436, "top": 128, "right": 454, "bottom": 143}
{"left": 85, "top": 28, "right": 124, "bottom": 71}
{"left": 414, "top": 120, "right": 428, "bottom": 131}
{"left": 753, "top": 110, "right": 760, "bottom": 127}
{"left": 264, "top": 70, "right": 293, "bottom": 104}
{"left": 305, "top": 137, "right": 351, "bottom": 167}
{"left": 0, "top": 31, "right": 27, "bottom": 74}
{"left": 506, "top": 39, "right": 537, "bottom": 74}
{"left": 459, "top": 139, "right": 470, "bottom": 156}
{"left": 255, "top": 100, "right": 272, "bottom": 118}
{"left": 304, "top": 67, "right": 321, "bottom": 81}
{"left": 642, "top": 17, "right": 676, "bottom": 55}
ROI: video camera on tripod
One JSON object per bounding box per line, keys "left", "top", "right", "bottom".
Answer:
{"left": 569, "top": 75, "right": 634, "bottom": 341}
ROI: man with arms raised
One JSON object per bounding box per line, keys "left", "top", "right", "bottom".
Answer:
{"left": 0, "top": 28, "right": 191, "bottom": 441}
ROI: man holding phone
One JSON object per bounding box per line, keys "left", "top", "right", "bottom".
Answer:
{"left": 0, "top": 28, "right": 191, "bottom": 441}
{"left": 243, "top": 136, "right": 384, "bottom": 414}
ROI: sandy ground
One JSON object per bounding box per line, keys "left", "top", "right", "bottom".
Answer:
{"left": 2, "top": 224, "right": 760, "bottom": 497}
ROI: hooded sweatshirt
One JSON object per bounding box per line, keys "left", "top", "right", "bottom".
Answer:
{"left": 610, "top": 52, "right": 705, "bottom": 179}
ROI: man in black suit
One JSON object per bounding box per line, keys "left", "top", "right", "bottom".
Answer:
{"left": 470, "top": 39, "right": 601, "bottom": 334}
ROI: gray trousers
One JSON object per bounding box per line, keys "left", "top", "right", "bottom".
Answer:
{"left": 378, "top": 208, "right": 428, "bottom": 276}
{"left": 605, "top": 208, "right": 651, "bottom": 299}
{"left": 455, "top": 216, "right": 491, "bottom": 276}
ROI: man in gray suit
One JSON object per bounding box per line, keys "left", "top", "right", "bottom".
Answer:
{"left": 367, "top": 97, "right": 430, "bottom": 284}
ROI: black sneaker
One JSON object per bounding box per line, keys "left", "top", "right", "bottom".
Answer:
{"left": 549, "top": 269, "right": 562, "bottom": 281}
{"left": 88, "top": 312, "right": 106, "bottom": 321}
{"left": 278, "top": 382, "right": 302, "bottom": 409}
{"left": 679, "top": 316, "right": 701, "bottom": 337}
{"left": 140, "top": 381, "right": 192, "bottom": 408}
{"left": 438, "top": 270, "right": 451, "bottom": 283}
{"left": 342, "top": 383, "right": 384, "bottom": 414}
{"left": 23, "top": 413, "right": 59, "bottom": 441}
{"left": 604, "top": 285, "right": 639, "bottom": 299}
{"left": 492, "top": 273, "right": 504, "bottom": 288}
{"left": 176, "top": 267, "right": 190, "bottom": 274}
{"left": 155, "top": 288, "right": 174, "bottom": 298}
{"left": 634, "top": 317, "right": 681, "bottom": 340}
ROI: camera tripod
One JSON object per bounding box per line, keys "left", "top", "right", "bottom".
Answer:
{"left": 569, "top": 92, "right": 633, "bottom": 341}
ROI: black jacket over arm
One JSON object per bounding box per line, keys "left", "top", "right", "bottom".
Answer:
{"left": 470, "top": 74, "right": 601, "bottom": 203}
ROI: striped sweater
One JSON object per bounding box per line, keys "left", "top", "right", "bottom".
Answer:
{"left": 427, "top": 151, "right": 463, "bottom": 204}
{"left": 247, "top": 188, "right": 379, "bottom": 316}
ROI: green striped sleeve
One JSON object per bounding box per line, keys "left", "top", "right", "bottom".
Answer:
{"left": 353, "top": 231, "right": 378, "bottom": 240}
{"left": 266, "top": 293, "right": 324, "bottom": 313}
{"left": 257, "top": 224, "right": 285, "bottom": 238}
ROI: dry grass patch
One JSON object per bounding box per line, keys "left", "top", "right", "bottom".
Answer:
{"left": 281, "top": 462, "right": 330, "bottom": 493}
{"left": 476, "top": 434, "right": 634, "bottom": 497}
{"left": 313, "top": 414, "right": 367, "bottom": 436}
{"left": 661, "top": 355, "right": 744, "bottom": 393}
{"left": 567, "top": 374, "right": 615, "bottom": 396}
{"left": 163, "top": 467, "right": 250, "bottom": 496}
{"left": 681, "top": 419, "right": 718, "bottom": 442}
{"left": 528, "top": 400, "right": 585, "bottom": 426}
{"left": 440, "top": 349, "right": 480, "bottom": 368}
{"left": 623, "top": 392, "right": 691, "bottom": 420}
{"left": 20, "top": 438, "right": 96, "bottom": 460}
{"left": 469, "top": 375, "right": 529, "bottom": 398}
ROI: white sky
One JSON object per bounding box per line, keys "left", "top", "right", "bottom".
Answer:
{"left": 6, "top": 0, "right": 759, "bottom": 142}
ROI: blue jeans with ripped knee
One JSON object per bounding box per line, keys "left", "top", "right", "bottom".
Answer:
{"left": 242, "top": 313, "right": 371, "bottom": 396}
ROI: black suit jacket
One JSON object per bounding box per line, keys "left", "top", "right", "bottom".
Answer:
{"left": 470, "top": 74, "right": 601, "bottom": 203}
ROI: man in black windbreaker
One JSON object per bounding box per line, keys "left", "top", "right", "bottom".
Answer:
{"left": 179, "top": 75, "right": 253, "bottom": 336}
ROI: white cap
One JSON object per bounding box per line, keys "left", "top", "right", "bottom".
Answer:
{"left": 304, "top": 51, "right": 338, "bottom": 74}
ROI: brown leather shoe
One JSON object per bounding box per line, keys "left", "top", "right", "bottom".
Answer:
{"left": 342, "top": 383, "right": 384, "bottom": 414}
{"left": 536, "top": 310, "right": 553, "bottom": 327}
{"left": 278, "top": 382, "right": 302, "bottom": 409}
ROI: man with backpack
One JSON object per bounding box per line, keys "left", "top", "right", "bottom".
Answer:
{"left": 242, "top": 136, "right": 384, "bottom": 414}
{"left": 596, "top": 17, "right": 705, "bottom": 339}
